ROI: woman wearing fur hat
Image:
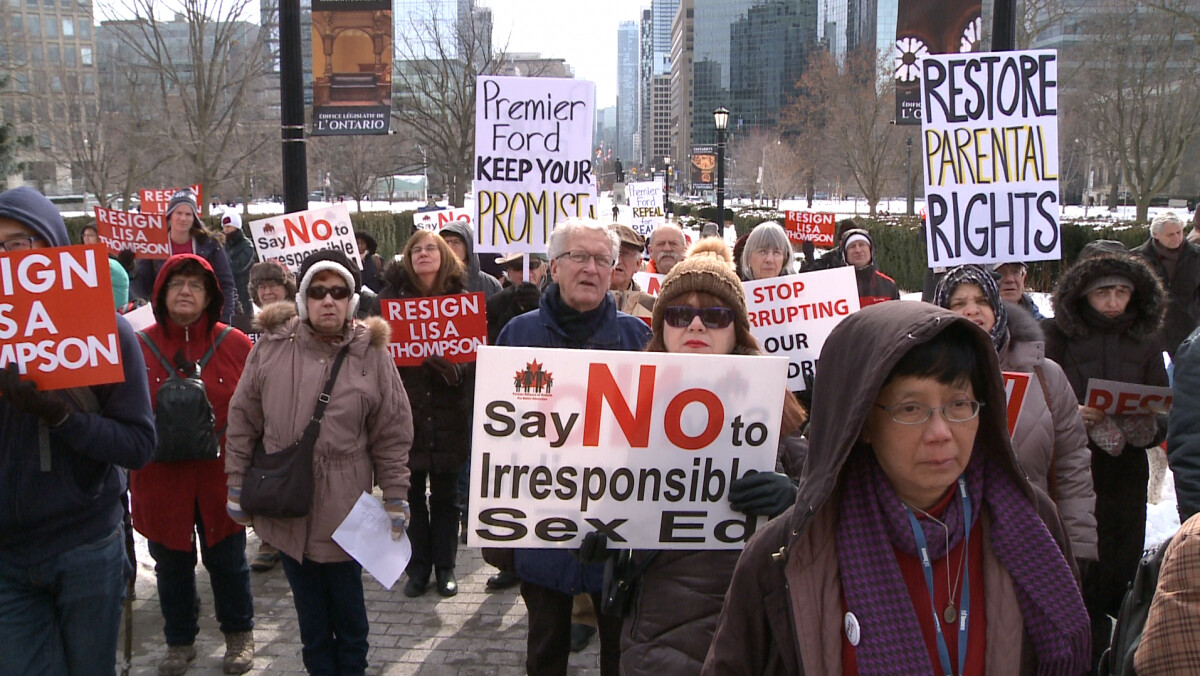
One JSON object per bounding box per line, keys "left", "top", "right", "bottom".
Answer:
{"left": 224, "top": 249, "right": 413, "bottom": 675}
{"left": 934, "top": 265, "right": 1096, "bottom": 569}
{"left": 1043, "top": 244, "right": 1169, "bottom": 668}
{"left": 247, "top": 259, "right": 297, "bottom": 310}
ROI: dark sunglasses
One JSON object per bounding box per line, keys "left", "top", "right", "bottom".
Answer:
{"left": 306, "top": 285, "right": 352, "bottom": 301}
{"left": 663, "top": 305, "right": 735, "bottom": 329}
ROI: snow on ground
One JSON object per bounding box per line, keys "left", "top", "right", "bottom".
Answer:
{"left": 1146, "top": 465, "right": 1181, "bottom": 550}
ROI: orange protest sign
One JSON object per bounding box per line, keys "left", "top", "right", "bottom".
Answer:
{"left": 382, "top": 293, "right": 488, "bottom": 367}
{"left": 139, "top": 184, "right": 203, "bottom": 214}
{"left": 1002, "top": 371, "right": 1031, "bottom": 436}
{"left": 1084, "top": 378, "right": 1173, "bottom": 416}
{"left": 94, "top": 207, "right": 170, "bottom": 259}
{"left": 0, "top": 245, "right": 124, "bottom": 390}
{"left": 784, "top": 211, "right": 837, "bottom": 248}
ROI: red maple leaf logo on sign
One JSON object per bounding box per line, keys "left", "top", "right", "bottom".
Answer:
{"left": 513, "top": 360, "right": 554, "bottom": 396}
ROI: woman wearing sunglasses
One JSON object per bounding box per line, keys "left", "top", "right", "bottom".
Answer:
{"left": 379, "top": 231, "right": 474, "bottom": 598}
{"left": 704, "top": 302, "right": 1091, "bottom": 675}
{"left": 611, "top": 238, "right": 808, "bottom": 674}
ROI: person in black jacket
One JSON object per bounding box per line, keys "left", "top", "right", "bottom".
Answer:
{"left": 486, "top": 252, "right": 548, "bottom": 343}
{"left": 222, "top": 209, "right": 256, "bottom": 319}
{"left": 1168, "top": 324, "right": 1200, "bottom": 525}
{"left": 1131, "top": 211, "right": 1200, "bottom": 357}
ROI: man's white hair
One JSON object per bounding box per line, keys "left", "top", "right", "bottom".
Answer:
{"left": 547, "top": 218, "right": 620, "bottom": 261}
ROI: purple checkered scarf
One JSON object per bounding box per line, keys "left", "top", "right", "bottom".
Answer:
{"left": 835, "top": 447, "right": 1090, "bottom": 675}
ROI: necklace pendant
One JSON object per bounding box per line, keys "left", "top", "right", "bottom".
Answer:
{"left": 943, "top": 603, "right": 957, "bottom": 624}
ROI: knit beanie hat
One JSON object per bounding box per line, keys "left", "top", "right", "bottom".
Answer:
{"left": 166, "top": 188, "right": 199, "bottom": 218}
{"left": 296, "top": 249, "right": 361, "bottom": 322}
{"left": 652, "top": 238, "right": 749, "bottom": 336}
{"left": 248, "top": 259, "right": 298, "bottom": 304}
{"left": 933, "top": 264, "right": 1009, "bottom": 353}
{"left": 840, "top": 228, "right": 874, "bottom": 261}
{"left": 220, "top": 209, "right": 242, "bottom": 232}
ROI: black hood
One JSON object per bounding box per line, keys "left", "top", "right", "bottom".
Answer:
{"left": 0, "top": 187, "right": 69, "bottom": 247}
{"left": 1051, "top": 251, "right": 1165, "bottom": 339}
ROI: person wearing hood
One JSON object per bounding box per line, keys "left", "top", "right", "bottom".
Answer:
{"left": 607, "top": 223, "right": 655, "bottom": 320}
{"left": 221, "top": 210, "right": 256, "bottom": 320}
{"left": 0, "top": 186, "right": 157, "bottom": 675}
{"left": 355, "top": 230, "right": 385, "bottom": 293}
{"left": 133, "top": 254, "right": 256, "bottom": 675}
{"left": 934, "top": 265, "right": 1097, "bottom": 568}
{"left": 133, "top": 189, "right": 238, "bottom": 323}
{"left": 841, "top": 227, "right": 900, "bottom": 307}
{"left": 1131, "top": 211, "right": 1200, "bottom": 357}
{"left": 1043, "top": 243, "right": 1169, "bottom": 668}
{"left": 740, "top": 221, "right": 795, "bottom": 281}
{"left": 704, "top": 302, "right": 1091, "bottom": 675}
{"left": 439, "top": 219, "right": 502, "bottom": 300}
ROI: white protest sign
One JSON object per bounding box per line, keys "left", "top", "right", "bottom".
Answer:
{"left": 248, "top": 204, "right": 362, "bottom": 272}
{"left": 413, "top": 207, "right": 473, "bottom": 231}
{"left": 1084, "top": 378, "right": 1173, "bottom": 416}
{"left": 468, "top": 346, "right": 788, "bottom": 549}
{"left": 626, "top": 181, "right": 665, "bottom": 236}
{"left": 921, "top": 50, "right": 1061, "bottom": 267}
{"left": 743, "top": 267, "right": 859, "bottom": 391}
{"left": 473, "top": 76, "right": 598, "bottom": 254}
{"left": 632, "top": 272, "right": 667, "bottom": 297}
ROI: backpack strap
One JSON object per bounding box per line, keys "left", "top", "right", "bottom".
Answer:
{"left": 136, "top": 330, "right": 176, "bottom": 375}
{"left": 197, "top": 326, "right": 234, "bottom": 370}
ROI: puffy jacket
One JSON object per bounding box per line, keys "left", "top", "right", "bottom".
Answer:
{"left": 131, "top": 254, "right": 252, "bottom": 551}
{"left": 854, "top": 264, "right": 901, "bottom": 307}
{"left": 1131, "top": 237, "right": 1200, "bottom": 356}
{"left": 1167, "top": 325, "right": 1200, "bottom": 523}
{"left": 611, "top": 278, "right": 655, "bottom": 320}
{"left": 999, "top": 303, "right": 1096, "bottom": 561}
{"left": 224, "top": 303, "right": 413, "bottom": 563}
{"left": 134, "top": 232, "right": 237, "bottom": 323}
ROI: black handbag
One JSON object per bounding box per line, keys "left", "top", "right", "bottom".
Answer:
{"left": 601, "top": 550, "right": 659, "bottom": 617}
{"left": 240, "top": 345, "right": 350, "bottom": 519}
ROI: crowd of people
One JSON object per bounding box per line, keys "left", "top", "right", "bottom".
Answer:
{"left": 2, "top": 182, "right": 1200, "bottom": 676}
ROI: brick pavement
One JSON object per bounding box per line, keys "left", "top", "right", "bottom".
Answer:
{"left": 117, "top": 531, "right": 603, "bottom": 675}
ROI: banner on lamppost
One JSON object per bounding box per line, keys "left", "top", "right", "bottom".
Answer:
{"left": 894, "top": 0, "right": 982, "bottom": 125}
{"left": 311, "top": 0, "right": 393, "bottom": 136}
{"left": 690, "top": 146, "right": 716, "bottom": 191}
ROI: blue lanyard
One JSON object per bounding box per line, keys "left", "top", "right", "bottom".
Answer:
{"left": 904, "top": 477, "right": 972, "bottom": 676}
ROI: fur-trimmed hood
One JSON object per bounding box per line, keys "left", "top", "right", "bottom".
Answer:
{"left": 1004, "top": 299, "right": 1044, "bottom": 345}
{"left": 252, "top": 300, "right": 390, "bottom": 349}
{"left": 1051, "top": 251, "right": 1165, "bottom": 339}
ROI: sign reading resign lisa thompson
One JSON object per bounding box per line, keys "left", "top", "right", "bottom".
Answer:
{"left": 382, "top": 293, "right": 487, "bottom": 367}
{"left": 921, "top": 50, "right": 1061, "bottom": 268}
{"left": 468, "top": 346, "right": 788, "bottom": 549}
{"left": 94, "top": 207, "right": 170, "bottom": 259}
{"left": 0, "top": 245, "right": 123, "bottom": 390}
{"left": 248, "top": 204, "right": 362, "bottom": 272}
{"left": 473, "top": 76, "right": 598, "bottom": 254}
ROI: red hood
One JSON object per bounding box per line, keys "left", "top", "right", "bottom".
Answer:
{"left": 151, "top": 253, "right": 224, "bottom": 326}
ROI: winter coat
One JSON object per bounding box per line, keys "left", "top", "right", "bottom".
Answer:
{"left": 496, "top": 287, "right": 652, "bottom": 595}
{"left": 703, "top": 302, "right": 1078, "bottom": 675}
{"left": 1017, "top": 292, "right": 1045, "bottom": 321}
{"left": 223, "top": 227, "right": 256, "bottom": 317}
{"left": 1167, "top": 324, "right": 1200, "bottom": 523}
{"left": 441, "top": 220, "right": 502, "bottom": 300}
{"left": 224, "top": 303, "right": 413, "bottom": 563}
{"left": 486, "top": 283, "right": 542, "bottom": 343}
{"left": 0, "top": 187, "right": 156, "bottom": 566}
{"left": 999, "top": 303, "right": 1096, "bottom": 561}
{"left": 1132, "top": 237, "right": 1200, "bottom": 356}
{"left": 854, "top": 263, "right": 901, "bottom": 307}
{"left": 134, "top": 232, "right": 238, "bottom": 323}
{"left": 611, "top": 278, "right": 655, "bottom": 320}
{"left": 131, "top": 254, "right": 252, "bottom": 551}
{"left": 1134, "top": 512, "right": 1200, "bottom": 674}
{"left": 378, "top": 264, "right": 474, "bottom": 474}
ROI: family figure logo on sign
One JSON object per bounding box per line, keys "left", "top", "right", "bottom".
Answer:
{"left": 784, "top": 211, "right": 837, "bottom": 249}
{"left": 0, "top": 244, "right": 124, "bottom": 390}
{"left": 742, "top": 266, "right": 860, "bottom": 391}
{"left": 626, "top": 181, "right": 665, "bottom": 237}
{"left": 473, "top": 76, "right": 598, "bottom": 253}
{"left": 1084, "top": 379, "right": 1173, "bottom": 416}
{"left": 139, "top": 184, "right": 203, "bottom": 213}
{"left": 248, "top": 204, "right": 362, "bottom": 271}
{"left": 93, "top": 207, "right": 170, "bottom": 259}
{"left": 468, "top": 346, "right": 788, "bottom": 549}
{"left": 382, "top": 293, "right": 487, "bottom": 366}
{"left": 921, "top": 50, "right": 1061, "bottom": 268}
{"left": 413, "top": 207, "right": 474, "bottom": 231}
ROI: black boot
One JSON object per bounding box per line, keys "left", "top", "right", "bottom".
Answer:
{"left": 435, "top": 567, "right": 458, "bottom": 597}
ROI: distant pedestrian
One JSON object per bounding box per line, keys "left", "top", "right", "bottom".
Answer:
{"left": 1132, "top": 211, "right": 1200, "bottom": 356}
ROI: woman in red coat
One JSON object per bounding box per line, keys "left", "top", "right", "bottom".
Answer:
{"left": 131, "top": 253, "right": 255, "bottom": 675}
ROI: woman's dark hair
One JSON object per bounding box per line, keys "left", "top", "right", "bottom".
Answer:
{"left": 883, "top": 323, "right": 987, "bottom": 399}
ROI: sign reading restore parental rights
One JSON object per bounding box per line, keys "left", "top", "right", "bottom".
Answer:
{"left": 922, "top": 50, "right": 1061, "bottom": 267}
{"left": 468, "top": 346, "right": 788, "bottom": 549}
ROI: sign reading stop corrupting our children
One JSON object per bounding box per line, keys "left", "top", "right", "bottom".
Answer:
{"left": 94, "top": 207, "right": 170, "bottom": 259}
{"left": 381, "top": 293, "right": 487, "bottom": 367}
{"left": 743, "top": 266, "right": 860, "bottom": 391}
{"left": 1084, "top": 379, "right": 1173, "bottom": 416}
{"left": 921, "top": 50, "right": 1061, "bottom": 268}
{"left": 626, "top": 181, "right": 665, "bottom": 237}
{"left": 248, "top": 204, "right": 362, "bottom": 272}
{"left": 0, "top": 245, "right": 124, "bottom": 390}
{"left": 474, "top": 76, "right": 598, "bottom": 254}
{"left": 469, "top": 346, "right": 788, "bottom": 550}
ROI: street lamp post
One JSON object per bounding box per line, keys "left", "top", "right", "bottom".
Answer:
{"left": 906, "top": 136, "right": 914, "bottom": 215}
{"left": 663, "top": 156, "right": 672, "bottom": 218}
{"left": 713, "top": 107, "right": 729, "bottom": 236}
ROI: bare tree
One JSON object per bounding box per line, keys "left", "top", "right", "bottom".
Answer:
{"left": 309, "top": 134, "right": 407, "bottom": 211}
{"left": 730, "top": 130, "right": 807, "bottom": 207}
{"left": 0, "top": 73, "right": 32, "bottom": 187}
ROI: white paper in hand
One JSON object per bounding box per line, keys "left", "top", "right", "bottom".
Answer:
{"left": 331, "top": 492, "right": 412, "bottom": 589}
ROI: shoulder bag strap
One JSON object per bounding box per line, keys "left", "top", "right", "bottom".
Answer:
{"left": 196, "top": 326, "right": 235, "bottom": 370}
{"left": 298, "top": 344, "right": 352, "bottom": 448}
{"left": 1033, "top": 363, "right": 1059, "bottom": 500}
{"left": 136, "top": 330, "right": 177, "bottom": 375}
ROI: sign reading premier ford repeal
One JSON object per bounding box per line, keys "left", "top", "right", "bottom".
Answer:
{"left": 468, "top": 346, "right": 788, "bottom": 549}
{"left": 921, "top": 50, "right": 1061, "bottom": 268}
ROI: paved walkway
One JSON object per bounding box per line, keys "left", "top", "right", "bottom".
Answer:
{"left": 117, "top": 531, "right": 602, "bottom": 675}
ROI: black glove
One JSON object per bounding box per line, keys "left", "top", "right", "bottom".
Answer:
{"left": 578, "top": 531, "right": 612, "bottom": 565}
{"left": 729, "top": 471, "right": 797, "bottom": 517}
{"left": 424, "top": 355, "right": 460, "bottom": 385}
{"left": 801, "top": 240, "right": 816, "bottom": 264}
{"left": 514, "top": 282, "right": 541, "bottom": 313}
{"left": 0, "top": 363, "right": 70, "bottom": 426}
{"left": 796, "top": 371, "right": 816, "bottom": 411}
{"left": 116, "top": 249, "right": 137, "bottom": 273}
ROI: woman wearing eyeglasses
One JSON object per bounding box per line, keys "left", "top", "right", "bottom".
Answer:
{"left": 378, "top": 231, "right": 473, "bottom": 598}
{"left": 739, "top": 221, "right": 795, "bottom": 281}
{"left": 704, "top": 302, "right": 1091, "bottom": 675}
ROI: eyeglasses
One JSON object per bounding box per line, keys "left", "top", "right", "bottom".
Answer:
{"left": 166, "top": 278, "right": 206, "bottom": 293}
{"left": 663, "top": 305, "right": 736, "bottom": 329}
{"left": 410, "top": 244, "right": 439, "bottom": 255}
{"left": 874, "top": 399, "right": 983, "bottom": 425}
{"left": 306, "top": 285, "right": 352, "bottom": 300}
{"left": 557, "top": 250, "right": 614, "bottom": 268}
{"left": 0, "top": 236, "right": 44, "bottom": 252}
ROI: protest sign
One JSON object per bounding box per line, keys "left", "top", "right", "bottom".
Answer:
{"left": 413, "top": 207, "right": 473, "bottom": 231}
{"left": 93, "top": 207, "right": 170, "bottom": 259}
{"left": 1084, "top": 379, "right": 1173, "bottom": 416}
{"left": 382, "top": 293, "right": 487, "bottom": 366}
{"left": 474, "top": 76, "right": 598, "bottom": 254}
{"left": 627, "top": 181, "right": 665, "bottom": 237}
{"left": 632, "top": 271, "right": 666, "bottom": 297}
{"left": 784, "top": 211, "right": 837, "bottom": 248}
{"left": 139, "top": 184, "right": 203, "bottom": 214}
{"left": 468, "top": 346, "right": 787, "bottom": 549}
{"left": 248, "top": 204, "right": 362, "bottom": 272}
{"left": 0, "top": 244, "right": 124, "bottom": 390}
{"left": 921, "top": 50, "right": 1061, "bottom": 268}
{"left": 743, "top": 267, "right": 859, "bottom": 391}
{"left": 1002, "top": 371, "right": 1031, "bottom": 436}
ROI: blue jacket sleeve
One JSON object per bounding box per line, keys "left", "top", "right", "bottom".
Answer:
{"left": 204, "top": 242, "right": 237, "bottom": 323}
{"left": 48, "top": 314, "right": 156, "bottom": 470}
{"left": 1169, "top": 330, "right": 1200, "bottom": 522}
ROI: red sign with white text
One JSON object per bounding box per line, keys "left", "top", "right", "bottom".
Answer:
{"left": 139, "top": 184, "right": 203, "bottom": 214}
{"left": 0, "top": 245, "right": 124, "bottom": 390}
{"left": 784, "top": 211, "right": 837, "bottom": 248}
{"left": 1002, "top": 371, "right": 1031, "bottom": 436}
{"left": 94, "top": 207, "right": 170, "bottom": 259}
{"left": 382, "top": 293, "right": 488, "bottom": 367}
{"left": 1084, "top": 379, "right": 1173, "bottom": 416}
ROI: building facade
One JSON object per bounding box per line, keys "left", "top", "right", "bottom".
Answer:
{"left": 617, "top": 20, "right": 639, "bottom": 165}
